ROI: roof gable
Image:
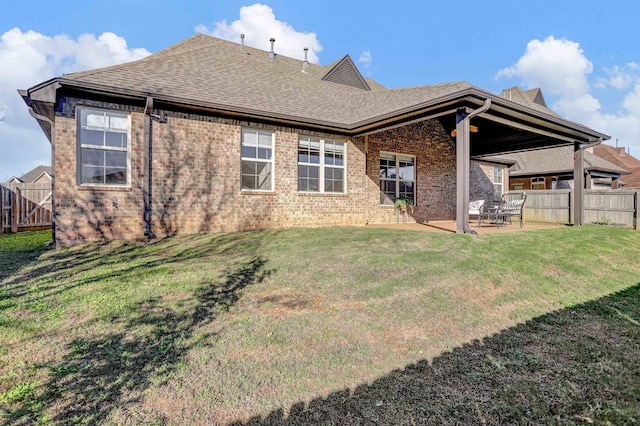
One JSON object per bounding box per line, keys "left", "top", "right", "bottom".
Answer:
{"left": 5, "top": 176, "right": 23, "bottom": 184}
{"left": 499, "top": 87, "right": 558, "bottom": 118}
{"left": 322, "top": 55, "right": 371, "bottom": 91}
{"left": 524, "top": 88, "right": 548, "bottom": 107}
{"left": 19, "top": 165, "right": 53, "bottom": 183}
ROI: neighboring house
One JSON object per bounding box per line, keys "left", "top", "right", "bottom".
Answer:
{"left": 483, "top": 87, "right": 627, "bottom": 190}
{"left": 1, "top": 165, "right": 52, "bottom": 233}
{"left": 20, "top": 34, "right": 609, "bottom": 244}
{"left": 593, "top": 143, "right": 640, "bottom": 188}
{"left": 493, "top": 146, "right": 628, "bottom": 190}
{"left": 4, "top": 165, "right": 53, "bottom": 185}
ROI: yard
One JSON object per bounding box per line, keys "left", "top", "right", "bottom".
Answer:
{"left": 0, "top": 226, "right": 639, "bottom": 425}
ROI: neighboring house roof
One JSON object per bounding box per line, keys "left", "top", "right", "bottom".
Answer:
{"left": 498, "top": 87, "right": 559, "bottom": 118}
{"left": 24, "top": 33, "right": 609, "bottom": 149}
{"left": 4, "top": 176, "right": 23, "bottom": 184}
{"left": 19, "top": 165, "right": 52, "bottom": 183}
{"left": 593, "top": 144, "right": 640, "bottom": 187}
{"left": 491, "top": 146, "right": 629, "bottom": 177}
{"left": 4, "top": 165, "right": 53, "bottom": 184}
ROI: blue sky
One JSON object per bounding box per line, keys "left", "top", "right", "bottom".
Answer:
{"left": 2, "top": 0, "right": 640, "bottom": 180}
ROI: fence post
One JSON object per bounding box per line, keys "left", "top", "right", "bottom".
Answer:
{"left": 633, "top": 190, "right": 638, "bottom": 231}
{"left": 0, "top": 186, "right": 5, "bottom": 234}
{"left": 0, "top": 187, "right": 3, "bottom": 234}
{"left": 10, "top": 187, "right": 18, "bottom": 233}
{"left": 568, "top": 189, "right": 573, "bottom": 225}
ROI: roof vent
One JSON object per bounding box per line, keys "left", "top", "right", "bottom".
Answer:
{"left": 269, "top": 37, "right": 276, "bottom": 59}
{"left": 302, "top": 47, "right": 309, "bottom": 72}
{"left": 240, "top": 34, "right": 245, "bottom": 52}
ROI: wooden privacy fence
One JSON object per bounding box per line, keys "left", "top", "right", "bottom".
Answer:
{"left": 517, "top": 189, "right": 639, "bottom": 229}
{"left": 1, "top": 183, "right": 52, "bottom": 233}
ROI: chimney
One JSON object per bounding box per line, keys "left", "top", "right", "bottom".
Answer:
{"left": 240, "top": 34, "right": 245, "bottom": 52}
{"left": 302, "top": 47, "right": 309, "bottom": 72}
{"left": 269, "top": 37, "right": 276, "bottom": 59}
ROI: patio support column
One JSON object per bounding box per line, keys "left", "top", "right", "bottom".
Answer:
{"left": 573, "top": 138, "right": 602, "bottom": 226}
{"left": 573, "top": 142, "right": 584, "bottom": 226}
{"left": 455, "top": 99, "right": 491, "bottom": 233}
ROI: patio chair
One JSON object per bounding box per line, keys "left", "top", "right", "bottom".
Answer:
{"left": 491, "top": 193, "right": 527, "bottom": 228}
{"left": 468, "top": 199, "right": 485, "bottom": 227}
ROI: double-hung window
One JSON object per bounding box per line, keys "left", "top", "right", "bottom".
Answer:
{"left": 78, "top": 107, "right": 130, "bottom": 186}
{"left": 379, "top": 152, "right": 415, "bottom": 205}
{"left": 298, "top": 137, "right": 345, "bottom": 193}
{"left": 493, "top": 167, "right": 503, "bottom": 200}
{"left": 241, "top": 128, "right": 274, "bottom": 191}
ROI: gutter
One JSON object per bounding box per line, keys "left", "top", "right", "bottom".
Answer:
{"left": 27, "top": 106, "right": 54, "bottom": 137}
{"left": 26, "top": 104, "right": 56, "bottom": 243}
{"left": 37, "top": 78, "right": 609, "bottom": 143}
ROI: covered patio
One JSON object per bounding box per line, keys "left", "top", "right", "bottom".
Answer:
{"left": 355, "top": 86, "right": 610, "bottom": 234}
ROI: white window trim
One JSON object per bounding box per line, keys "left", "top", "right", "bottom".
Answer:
{"left": 379, "top": 151, "right": 416, "bottom": 205}
{"left": 240, "top": 128, "right": 275, "bottom": 192}
{"left": 531, "top": 176, "right": 546, "bottom": 190}
{"left": 77, "top": 106, "right": 131, "bottom": 187}
{"left": 493, "top": 167, "right": 504, "bottom": 199}
{"left": 297, "top": 137, "right": 347, "bottom": 194}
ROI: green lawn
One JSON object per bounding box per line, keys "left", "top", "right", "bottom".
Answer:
{"left": 0, "top": 226, "right": 639, "bottom": 425}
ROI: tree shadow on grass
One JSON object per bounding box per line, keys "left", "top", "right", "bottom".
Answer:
{"left": 3, "top": 255, "right": 272, "bottom": 425}
{"left": 0, "top": 232, "right": 265, "bottom": 314}
{"left": 236, "top": 284, "right": 640, "bottom": 425}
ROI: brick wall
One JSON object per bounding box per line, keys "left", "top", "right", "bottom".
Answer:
{"left": 361, "top": 120, "right": 457, "bottom": 224}
{"left": 53, "top": 97, "right": 496, "bottom": 244}
{"left": 53, "top": 99, "right": 146, "bottom": 244}
{"left": 470, "top": 161, "right": 505, "bottom": 204}
{"left": 149, "top": 111, "right": 367, "bottom": 236}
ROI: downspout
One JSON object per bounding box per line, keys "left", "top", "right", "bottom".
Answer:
{"left": 455, "top": 99, "right": 491, "bottom": 234}
{"left": 143, "top": 96, "right": 155, "bottom": 238}
{"left": 364, "top": 135, "right": 369, "bottom": 225}
{"left": 573, "top": 137, "right": 602, "bottom": 226}
{"left": 27, "top": 106, "right": 56, "bottom": 243}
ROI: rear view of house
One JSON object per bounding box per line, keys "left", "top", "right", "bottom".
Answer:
{"left": 21, "top": 34, "right": 609, "bottom": 245}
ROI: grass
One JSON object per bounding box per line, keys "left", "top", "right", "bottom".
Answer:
{"left": 0, "top": 226, "right": 639, "bottom": 425}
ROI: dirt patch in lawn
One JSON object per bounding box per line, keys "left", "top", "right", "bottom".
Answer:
{"left": 246, "top": 290, "right": 365, "bottom": 318}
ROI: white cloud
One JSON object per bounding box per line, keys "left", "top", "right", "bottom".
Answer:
{"left": 496, "top": 36, "right": 592, "bottom": 98}
{"left": 196, "top": 3, "right": 322, "bottom": 64}
{"left": 497, "top": 35, "right": 640, "bottom": 158}
{"left": 358, "top": 50, "right": 373, "bottom": 68}
{"left": 0, "top": 27, "right": 150, "bottom": 181}
{"left": 595, "top": 63, "right": 640, "bottom": 90}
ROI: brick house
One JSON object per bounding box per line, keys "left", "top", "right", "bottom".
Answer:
{"left": 21, "top": 34, "right": 609, "bottom": 244}
{"left": 593, "top": 143, "right": 640, "bottom": 188}
{"left": 491, "top": 145, "right": 628, "bottom": 190}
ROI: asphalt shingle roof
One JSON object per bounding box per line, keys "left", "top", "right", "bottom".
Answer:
{"left": 498, "top": 87, "right": 560, "bottom": 118}
{"left": 593, "top": 143, "right": 640, "bottom": 187}
{"left": 4, "top": 165, "right": 52, "bottom": 184}
{"left": 495, "top": 146, "right": 628, "bottom": 176}
{"left": 59, "top": 34, "right": 474, "bottom": 127}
